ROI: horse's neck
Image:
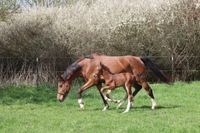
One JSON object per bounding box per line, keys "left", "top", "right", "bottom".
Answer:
{"left": 68, "top": 69, "right": 81, "bottom": 82}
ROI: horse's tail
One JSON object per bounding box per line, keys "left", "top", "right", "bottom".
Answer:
{"left": 140, "top": 57, "right": 169, "bottom": 83}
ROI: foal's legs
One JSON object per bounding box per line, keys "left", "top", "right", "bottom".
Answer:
{"left": 100, "top": 86, "right": 120, "bottom": 104}
{"left": 116, "top": 81, "right": 142, "bottom": 109}
{"left": 139, "top": 79, "right": 157, "bottom": 110}
{"left": 77, "top": 79, "right": 95, "bottom": 110}
{"left": 107, "top": 90, "right": 122, "bottom": 104}
{"left": 96, "top": 84, "right": 109, "bottom": 111}
{"left": 100, "top": 86, "right": 111, "bottom": 111}
{"left": 116, "top": 81, "right": 143, "bottom": 109}
{"left": 117, "top": 87, "right": 128, "bottom": 109}
{"left": 100, "top": 86, "right": 132, "bottom": 109}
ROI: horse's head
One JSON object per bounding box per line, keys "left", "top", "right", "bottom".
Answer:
{"left": 57, "top": 76, "right": 71, "bottom": 102}
{"left": 57, "top": 62, "right": 81, "bottom": 102}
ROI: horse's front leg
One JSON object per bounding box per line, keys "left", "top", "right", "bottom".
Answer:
{"left": 100, "top": 86, "right": 111, "bottom": 111}
{"left": 101, "top": 86, "right": 112, "bottom": 102}
{"left": 96, "top": 84, "right": 109, "bottom": 111}
{"left": 123, "top": 84, "right": 133, "bottom": 113}
{"left": 77, "top": 79, "right": 94, "bottom": 110}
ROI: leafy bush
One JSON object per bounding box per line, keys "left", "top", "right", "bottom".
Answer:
{"left": 0, "top": 0, "right": 200, "bottom": 81}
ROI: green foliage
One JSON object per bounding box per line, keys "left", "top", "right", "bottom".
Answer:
{"left": 0, "top": 82, "right": 200, "bottom": 133}
{"left": 0, "top": 0, "right": 200, "bottom": 57}
{"left": 0, "top": 0, "right": 200, "bottom": 80}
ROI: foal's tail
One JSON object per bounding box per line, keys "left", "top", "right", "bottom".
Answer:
{"left": 140, "top": 57, "right": 169, "bottom": 83}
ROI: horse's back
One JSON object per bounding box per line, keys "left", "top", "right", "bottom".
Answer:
{"left": 92, "top": 54, "right": 145, "bottom": 74}
{"left": 78, "top": 54, "right": 146, "bottom": 80}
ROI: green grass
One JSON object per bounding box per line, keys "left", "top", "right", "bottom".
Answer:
{"left": 0, "top": 82, "right": 200, "bottom": 133}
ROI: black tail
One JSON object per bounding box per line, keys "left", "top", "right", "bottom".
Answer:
{"left": 141, "top": 57, "right": 169, "bottom": 83}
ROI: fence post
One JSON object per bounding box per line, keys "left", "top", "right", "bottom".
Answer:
{"left": 171, "top": 54, "right": 175, "bottom": 82}
{"left": 36, "top": 57, "right": 39, "bottom": 87}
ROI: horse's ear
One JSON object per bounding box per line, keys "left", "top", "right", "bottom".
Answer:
{"left": 97, "top": 62, "right": 102, "bottom": 71}
{"left": 59, "top": 74, "right": 65, "bottom": 81}
{"left": 99, "top": 62, "right": 106, "bottom": 69}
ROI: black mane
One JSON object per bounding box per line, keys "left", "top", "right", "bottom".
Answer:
{"left": 62, "top": 54, "right": 94, "bottom": 80}
{"left": 63, "top": 63, "right": 80, "bottom": 80}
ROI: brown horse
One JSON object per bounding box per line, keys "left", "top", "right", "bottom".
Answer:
{"left": 96, "top": 62, "right": 136, "bottom": 113}
{"left": 57, "top": 53, "right": 168, "bottom": 110}
{"left": 57, "top": 57, "right": 109, "bottom": 110}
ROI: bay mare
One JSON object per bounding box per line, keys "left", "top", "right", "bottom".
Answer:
{"left": 57, "top": 53, "right": 168, "bottom": 111}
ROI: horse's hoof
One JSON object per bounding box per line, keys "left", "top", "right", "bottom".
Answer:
{"left": 116, "top": 100, "right": 121, "bottom": 104}
{"left": 151, "top": 99, "right": 157, "bottom": 110}
{"left": 102, "top": 105, "right": 109, "bottom": 111}
{"left": 80, "top": 105, "right": 85, "bottom": 111}
{"left": 102, "top": 108, "right": 107, "bottom": 111}
{"left": 122, "top": 110, "right": 129, "bottom": 113}
{"left": 151, "top": 103, "right": 157, "bottom": 110}
{"left": 80, "top": 107, "right": 84, "bottom": 111}
{"left": 151, "top": 106, "right": 156, "bottom": 110}
{"left": 117, "top": 102, "right": 124, "bottom": 109}
{"left": 130, "top": 103, "right": 134, "bottom": 108}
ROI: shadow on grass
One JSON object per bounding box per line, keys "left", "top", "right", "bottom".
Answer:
{"left": 134, "top": 105, "right": 181, "bottom": 110}
{"left": 89, "top": 105, "right": 181, "bottom": 112}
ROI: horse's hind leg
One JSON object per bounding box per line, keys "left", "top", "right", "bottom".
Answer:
{"left": 139, "top": 79, "right": 157, "bottom": 110}
{"left": 123, "top": 84, "right": 133, "bottom": 113}
{"left": 132, "top": 80, "right": 142, "bottom": 97}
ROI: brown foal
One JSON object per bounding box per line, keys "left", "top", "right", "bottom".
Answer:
{"left": 97, "top": 63, "right": 136, "bottom": 113}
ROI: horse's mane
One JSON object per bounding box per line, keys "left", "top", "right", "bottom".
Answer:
{"left": 62, "top": 54, "right": 94, "bottom": 80}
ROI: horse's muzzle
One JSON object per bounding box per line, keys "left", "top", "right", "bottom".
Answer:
{"left": 57, "top": 93, "right": 64, "bottom": 102}
{"left": 59, "top": 99, "right": 64, "bottom": 102}
{"left": 57, "top": 92, "right": 68, "bottom": 102}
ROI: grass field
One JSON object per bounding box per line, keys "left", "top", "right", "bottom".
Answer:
{"left": 0, "top": 82, "right": 200, "bottom": 133}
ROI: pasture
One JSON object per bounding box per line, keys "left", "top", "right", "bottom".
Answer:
{"left": 0, "top": 82, "right": 200, "bottom": 133}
